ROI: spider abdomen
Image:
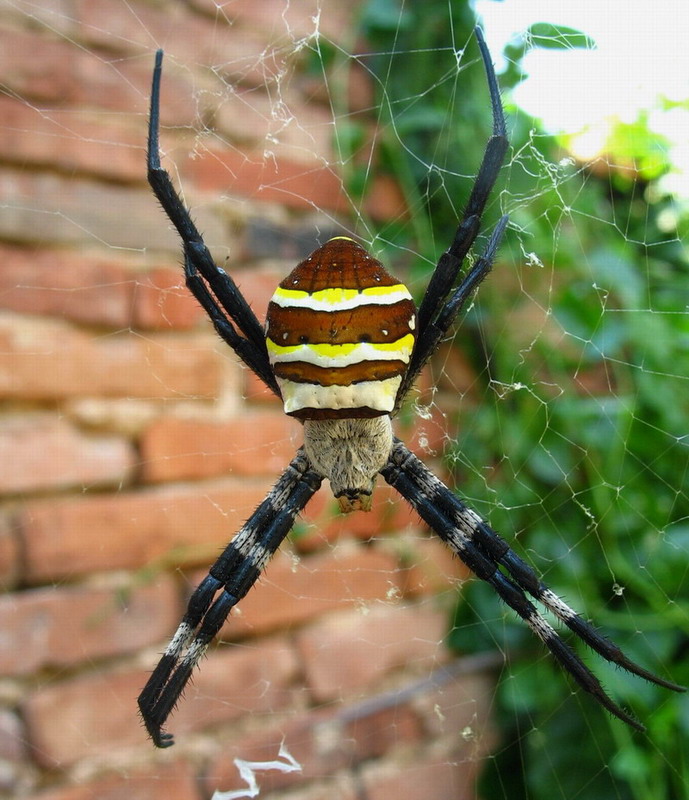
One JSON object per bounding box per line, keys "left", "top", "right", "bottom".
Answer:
{"left": 266, "top": 236, "right": 417, "bottom": 420}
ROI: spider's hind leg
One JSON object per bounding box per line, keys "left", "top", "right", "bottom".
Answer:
{"left": 381, "top": 440, "right": 684, "bottom": 730}
{"left": 138, "top": 449, "right": 323, "bottom": 747}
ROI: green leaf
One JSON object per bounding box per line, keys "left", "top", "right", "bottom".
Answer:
{"left": 528, "top": 22, "right": 595, "bottom": 51}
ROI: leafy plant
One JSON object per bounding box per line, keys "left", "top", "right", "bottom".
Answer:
{"left": 355, "top": 1, "right": 689, "bottom": 798}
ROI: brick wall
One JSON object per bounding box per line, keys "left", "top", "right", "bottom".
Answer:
{"left": 0, "top": 2, "right": 495, "bottom": 798}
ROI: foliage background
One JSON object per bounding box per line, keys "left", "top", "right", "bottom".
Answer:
{"left": 354, "top": 0, "right": 689, "bottom": 797}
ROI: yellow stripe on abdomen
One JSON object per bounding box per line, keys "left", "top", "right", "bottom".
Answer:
{"left": 266, "top": 334, "right": 414, "bottom": 368}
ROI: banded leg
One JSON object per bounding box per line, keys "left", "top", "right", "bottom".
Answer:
{"left": 415, "top": 27, "right": 509, "bottom": 340}
{"left": 148, "top": 50, "right": 279, "bottom": 395}
{"left": 380, "top": 440, "right": 684, "bottom": 730}
{"left": 138, "top": 450, "right": 323, "bottom": 747}
{"left": 396, "top": 27, "right": 510, "bottom": 406}
{"left": 398, "top": 213, "right": 508, "bottom": 406}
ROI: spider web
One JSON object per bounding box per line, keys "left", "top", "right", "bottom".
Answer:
{"left": 1, "top": 1, "right": 687, "bottom": 799}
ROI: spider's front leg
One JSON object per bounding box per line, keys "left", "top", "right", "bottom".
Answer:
{"left": 147, "top": 50, "right": 279, "bottom": 395}
{"left": 380, "top": 440, "right": 685, "bottom": 731}
{"left": 138, "top": 451, "right": 322, "bottom": 747}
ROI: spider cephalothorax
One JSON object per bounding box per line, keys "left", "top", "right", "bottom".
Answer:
{"left": 137, "top": 30, "right": 683, "bottom": 748}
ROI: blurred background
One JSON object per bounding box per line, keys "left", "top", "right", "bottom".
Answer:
{"left": 0, "top": 1, "right": 687, "bottom": 798}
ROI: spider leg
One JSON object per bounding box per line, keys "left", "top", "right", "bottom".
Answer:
{"left": 182, "top": 251, "right": 281, "bottom": 393}
{"left": 138, "top": 449, "right": 323, "bottom": 747}
{"left": 398, "top": 213, "right": 508, "bottom": 405}
{"left": 415, "top": 27, "right": 509, "bottom": 340}
{"left": 148, "top": 50, "right": 278, "bottom": 395}
{"left": 380, "top": 441, "right": 685, "bottom": 730}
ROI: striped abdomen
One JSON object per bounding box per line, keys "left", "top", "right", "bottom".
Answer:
{"left": 266, "top": 236, "right": 417, "bottom": 420}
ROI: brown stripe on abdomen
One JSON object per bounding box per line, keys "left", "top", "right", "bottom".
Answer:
{"left": 266, "top": 302, "right": 416, "bottom": 347}
{"left": 273, "top": 359, "right": 407, "bottom": 386}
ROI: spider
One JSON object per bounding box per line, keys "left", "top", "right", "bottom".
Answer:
{"left": 138, "top": 29, "right": 683, "bottom": 747}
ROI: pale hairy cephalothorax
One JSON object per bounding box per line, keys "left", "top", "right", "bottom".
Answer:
{"left": 302, "top": 416, "right": 394, "bottom": 512}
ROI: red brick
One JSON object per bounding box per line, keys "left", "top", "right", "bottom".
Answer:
{"left": 0, "top": 413, "right": 135, "bottom": 494}
{"left": 206, "top": 703, "right": 422, "bottom": 795}
{"left": 296, "top": 603, "right": 449, "bottom": 701}
{"left": 140, "top": 413, "right": 300, "bottom": 482}
{"left": 394, "top": 535, "right": 469, "bottom": 598}
{"left": 25, "top": 638, "right": 298, "bottom": 765}
{"left": 244, "top": 367, "right": 284, "bottom": 404}
{"left": 407, "top": 424, "right": 453, "bottom": 464}
{"left": 186, "top": 147, "right": 350, "bottom": 214}
{"left": 0, "top": 245, "right": 134, "bottom": 328}
{"left": 0, "top": 26, "right": 192, "bottom": 120}
{"left": 0, "top": 244, "right": 206, "bottom": 331}
{"left": 363, "top": 175, "right": 408, "bottom": 222}
{"left": 347, "top": 60, "right": 376, "bottom": 113}
{"left": 74, "top": 0, "right": 266, "bottom": 82}
{"left": 20, "top": 477, "right": 276, "bottom": 582}
{"left": 24, "top": 760, "right": 201, "bottom": 800}
{"left": 0, "top": 170, "right": 226, "bottom": 252}
{"left": 296, "top": 483, "right": 416, "bottom": 551}
{"left": 227, "top": 264, "right": 286, "bottom": 314}
{"left": 0, "top": 95, "right": 144, "bottom": 183}
{"left": 185, "top": 146, "right": 403, "bottom": 222}
{"left": 0, "top": 316, "right": 222, "bottom": 400}
{"left": 161, "top": 635, "right": 300, "bottom": 740}
{"left": 208, "top": 546, "right": 402, "bottom": 639}
{"left": 138, "top": 261, "right": 282, "bottom": 333}
{"left": 0, "top": 708, "right": 26, "bottom": 762}
{"left": 24, "top": 669, "right": 146, "bottom": 765}
{"left": 132, "top": 266, "right": 205, "bottom": 330}
{"left": 0, "top": 575, "right": 179, "bottom": 675}
{"left": 362, "top": 758, "right": 478, "bottom": 800}
{"left": 413, "top": 670, "right": 496, "bottom": 743}
{"left": 213, "top": 86, "right": 336, "bottom": 167}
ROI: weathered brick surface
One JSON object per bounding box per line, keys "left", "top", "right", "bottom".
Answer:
{"left": 131, "top": 266, "right": 205, "bottom": 330}
{"left": 395, "top": 534, "right": 469, "bottom": 597}
{"left": 186, "top": 147, "right": 350, "bottom": 213}
{"left": 0, "top": 575, "right": 179, "bottom": 675}
{"left": 0, "top": 245, "right": 136, "bottom": 328}
{"left": 20, "top": 477, "right": 276, "bottom": 582}
{"left": 157, "top": 635, "right": 300, "bottom": 741}
{"left": 0, "top": 413, "right": 135, "bottom": 494}
{"left": 24, "top": 668, "right": 149, "bottom": 766}
{"left": 215, "top": 545, "right": 403, "bottom": 639}
{"left": 0, "top": 315, "right": 222, "bottom": 400}
{"left": 0, "top": 3, "right": 494, "bottom": 796}
{"left": 213, "top": 83, "right": 336, "bottom": 167}
{"left": 140, "top": 413, "right": 300, "bottom": 482}
{"left": 205, "top": 702, "right": 424, "bottom": 794}
{"left": 296, "top": 603, "right": 449, "bottom": 701}
{"left": 297, "top": 483, "right": 416, "bottom": 550}
{"left": 0, "top": 95, "right": 145, "bottom": 182}
{"left": 0, "top": 170, "right": 225, "bottom": 252}
{"left": 0, "top": 513, "right": 23, "bottom": 589}
{"left": 24, "top": 637, "right": 299, "bottom": 765}
{"left": 189, "top": 0, "right": 352, "bottom": 41}
{"left": 363, "top": 758, "right": 479, "bottom": 800}
{"left": 0, "top": 245, "right": 205, "bottom": 331}
{"left": 24, "top": 760, "right": 201, "bottom": 800}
